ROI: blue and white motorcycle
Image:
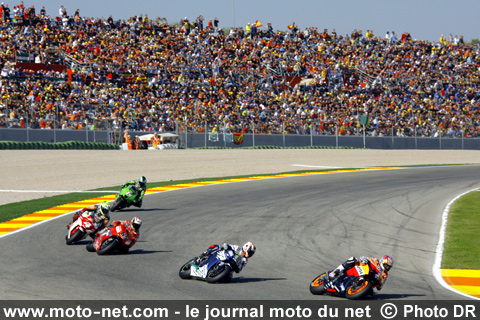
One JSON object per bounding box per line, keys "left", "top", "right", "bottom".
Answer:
{"left": 179, "top": 248, "right": 237, "bottom": 283}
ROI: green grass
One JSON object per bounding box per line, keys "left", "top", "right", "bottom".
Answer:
{"left": 442, "top": 190, "right": 480, "bottom": 269}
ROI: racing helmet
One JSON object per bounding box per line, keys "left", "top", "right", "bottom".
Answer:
{"left": 242, "top": 242, "right": 256, "bottom": 258}
{"left": 132, "top": 216, "right": 142, "bottom": 231}
{"left": 138, "top": 176, "right": 147, "bottom": 188}
{"left": 381, "top": 255, "right": 394, "bottom": 272}
{"left": 99, "top": 201, "right": 111, "bottom": 215}
{"left": 95, "top": 201, "right": 111, "bottom": 223}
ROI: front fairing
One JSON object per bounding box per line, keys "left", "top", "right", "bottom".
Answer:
{"left": 67, "top": 214, "right": 96, "bottom": 237}
{"left": 94, "top": 228, "right": 112, "bottom": 250}
{"left": 119, "top": 185, "right": 138, "bottom": 203}
{"left": 326, "top": 264, "right": 374, "bottom": 295}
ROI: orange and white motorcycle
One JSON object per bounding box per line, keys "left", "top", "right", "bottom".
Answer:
{"left": 309, "top": 260, "right": 386, "bottom": 299}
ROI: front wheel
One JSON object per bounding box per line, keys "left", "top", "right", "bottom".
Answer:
{"left": 345, "top": 278, "right": 373, "bottom": 300}
{"left": 179, "top": 259, "right": 195, "bottom": 279}
{"left": 96, "top": 238, "right": 120, "bottom": 255}
{"left": 86, "top": 242, "right": 96, "bottom": 252}
{"left": 309, "top": 273, "right": 327, "bottom": 295}
{"left": 66, "top": 229, "right": 84, "bottom": 245}
{"left": 205, "top": 262, "right": 232, "bottom": 283}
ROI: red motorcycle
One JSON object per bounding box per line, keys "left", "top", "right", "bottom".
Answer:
{"left": 65, "top": 212, "right": 98, "bottom": 245}
{"left": 309, "top": 261, "right": 385, "bottom": 299}
{"left": 86, "top": 221, "right": 138, "bottom": 255}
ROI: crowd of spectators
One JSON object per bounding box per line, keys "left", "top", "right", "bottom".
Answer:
{"left": 0, "top": 2, "right": 479, "bottom": 139}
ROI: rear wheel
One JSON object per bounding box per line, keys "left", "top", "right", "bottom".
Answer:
{"left": 309, "top": 273, "right": 327, "bottom": 295}
{"left": 205, "top": 262, "right": 232, "bottom": 283}
{"left": 96, "top": 238, "right": 120, "bottom": 255}
{"left": 65, "top": 229, "right": 84, "bottom": 245}
{"left": 110, "top": 198, "right": 124, "bottom": 212}
{"left": 179, "top": 259, "right": 195, "bottom": 279}
{"left": 345, "top": 278, "right": 373, "bottom": 300}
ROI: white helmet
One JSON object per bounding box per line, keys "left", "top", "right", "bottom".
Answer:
{"left": 131, "top": 216, "right": 142, "bottom": 231}
{"left": 242, "top": 242, "right": 256, "bottom": 258}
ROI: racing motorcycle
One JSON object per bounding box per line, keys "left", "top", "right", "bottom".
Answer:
{"left": 179, "top": 248, "right": 237, "bottom": 283}
{"left": 309, "top": 261, "right": 384, "bottom": 299}
{"left": 86, "top": 221, "right": 137, "bottom": 255}
{"left": 65, "top": 212, "right": 98, "bottom": 245}
{"left": 110, "top": 184, "right": 139, "bottom": 212}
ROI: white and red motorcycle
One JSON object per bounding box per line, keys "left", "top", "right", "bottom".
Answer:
{"left": 65, "top": 212, "right": 99, "bottom": 245}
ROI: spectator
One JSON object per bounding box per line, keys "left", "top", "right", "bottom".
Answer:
{"left": 0, "top": 7, "right": 478, "bottom": 141}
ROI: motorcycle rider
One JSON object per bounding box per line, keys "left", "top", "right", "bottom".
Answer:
{"left": 328, "top": 255, "right": 394, "bottom": 290}
{"left": 195, "top": 242, "right": 256, "bottom": 278}
{"left": 110, "top": 217, "right": 142, "bottom": 253}
{"left": 122, "top": 176, "right": 147, "bottom": 208}
{"left": 67, "top": 201, "right": 111, "bottom": 237}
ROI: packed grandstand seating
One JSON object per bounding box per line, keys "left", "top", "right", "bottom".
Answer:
{"left": 0, "top": 3, "right": 479, "bottom": 138}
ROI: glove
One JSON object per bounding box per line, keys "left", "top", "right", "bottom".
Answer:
{"left": 346, "top": 257, "right": 357, "bottom": 265}
{"left": 328, "top": 269, "right": 340, "bottom": 280}
{"left": 359, "top": 256, "right": 369, "bottom": 265}
{"left": 222, "top": 243, "right": 229, "bottom": 250}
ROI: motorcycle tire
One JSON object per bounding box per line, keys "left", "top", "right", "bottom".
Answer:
{"left": 86, "top": 242, "right": 96, "bottom": 252}
{"left": 96, "top": 238, "right": 120, "bottom": 255}
{"left": 179, "top": 259, "right": 195, "bottom": 279}
{"left": 345, "top": 278, "right": 373, "bottom": 300}
{"left": 309, "top": 273, "right": 327, "bottom": 295}
{"left": 65, "top": 229, "right": 84, "bottom": 245}
{"left": 205, "top": 262, "right": 232, "bottom": 283}
{"left": 110, "top": 198, "right": 124, "bottom": 212}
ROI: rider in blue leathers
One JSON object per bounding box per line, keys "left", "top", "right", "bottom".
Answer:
{"left": 195, "top": 242, "right": 256, "bottom": 279}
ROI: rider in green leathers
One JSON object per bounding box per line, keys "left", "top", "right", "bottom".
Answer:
{"left": 122, "top": 176, "right": 147, "bottom": 208}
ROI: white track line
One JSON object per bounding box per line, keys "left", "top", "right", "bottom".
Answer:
{"left": 291, "top": 164, "right": 344, "bottom": 169}
{"left": 0, "top": 190, "right": 118, "bottom": 193}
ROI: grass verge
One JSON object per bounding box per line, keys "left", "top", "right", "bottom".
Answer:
{"left": 442, "top": 190, "right": 480, "bottom": 269}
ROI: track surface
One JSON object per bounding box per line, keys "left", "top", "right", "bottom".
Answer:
{"left": 1, "top": 166, "right": 479, "bottom": 300}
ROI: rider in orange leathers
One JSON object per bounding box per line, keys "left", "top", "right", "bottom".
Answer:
{"left": 328, "top": 255, "right": 394, "bottom": 291}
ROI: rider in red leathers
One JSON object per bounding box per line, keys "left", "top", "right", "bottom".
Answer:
{"left": 86, "top": 217, "right": 141, "bottom": 253}
{"left": 111, "top": 217, "right": 142, "bottom": 253}
{"left": 328, "top": 255, "right": 394, "bottom": 291}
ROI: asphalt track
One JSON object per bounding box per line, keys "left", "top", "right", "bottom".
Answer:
{"left": 1, "top": 165, "right": 479, "bottom": 300}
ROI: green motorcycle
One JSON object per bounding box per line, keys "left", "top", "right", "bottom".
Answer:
{"left": 110, "top": 185, "right": 139, "bottom": 212}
